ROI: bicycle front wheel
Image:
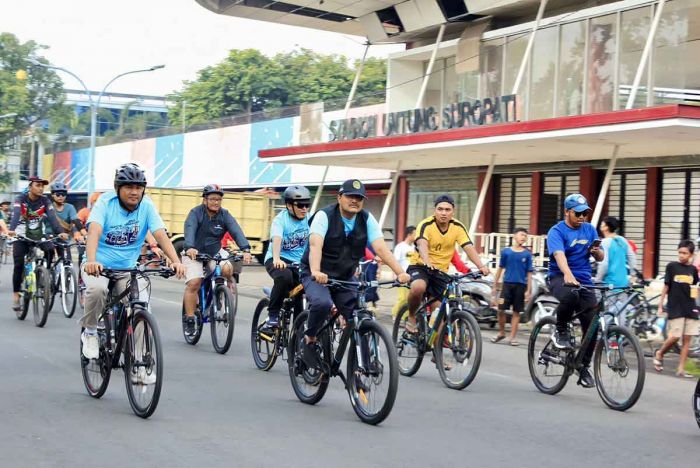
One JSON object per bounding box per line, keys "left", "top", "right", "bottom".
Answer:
{"left": 347, "top": 319, "right": 398, "bottom": 425}
{"left": 434, "top": 310, "right": 482, "bottom": 390}
{"left": 124, "top": 307, "right": 163, "bottom": 419}
{"left": 33, "top": 266, "right": 51, "bottom": 328}
{"left": 81, "top": 327, "right": 112, "bottom": 398}
{"left": 594, "top": 324, "right": 645, "bottom": 411}
{"left": 694, "top": 377, "right": 700, "bottom": 429}
{"left": 251, "top": 297, "right": 278, "bottom": 370}
{"left": 528, "top": 316, "right": 570, "bottom": 395}
{"left": 211, "top": 284, "right": 235, "bottom": 354}
{"left": 287, "top": 311, "right": 329, "bottom": 405}
{"left": 62, "top": 266, "right": 78, "bottom": 318}
{"left": 391, "top": 304, "right": 424, "bottom": 377}
{"left": 17, "top": 292, "right": 30, "bottom": 321}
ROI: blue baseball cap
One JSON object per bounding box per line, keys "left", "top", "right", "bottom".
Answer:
{"left": 564, "top": 193, "right": 591, "bottom": 212}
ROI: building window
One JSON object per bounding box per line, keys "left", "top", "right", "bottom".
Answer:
{"left": 503, "top": 32, "right": 530, "bottom": 120}
{"left": 618, "top": 6, "right": 652, "bottom": 109}
{"left": 587, "top": 13, "right": 617, "bottom": 113}
{"left": 529, "top": 25, "right": 559, "bottom": 120}
{"left": 557, "top": 21, "right": 586, "bottom": 116}
{"left": 479, "top": 38, "right": 504, "bottom": 100}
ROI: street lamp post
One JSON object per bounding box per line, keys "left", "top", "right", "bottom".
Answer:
{"left": 27, "top": 60, "right": 164, "bottom": 204}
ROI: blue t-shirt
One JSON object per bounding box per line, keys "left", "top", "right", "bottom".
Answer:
{"left": 264, "top": 210, "right": 310, "bottom": 264}
{"left": 547, "top": 221, "right": 598, "bottom": 285}
{"left": 87, "top": 192, "right": 165, "bottom": 269}
{"left": 309, "top": 210, "right": 383, "bottom": 245}
{"left": 499, "top": 247, "right": 533, "bottom": 284}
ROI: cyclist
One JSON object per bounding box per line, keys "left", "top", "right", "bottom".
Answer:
{"left": 546, "top": 193, "right": 604, "bottom": 388}
{"left": 262, "top": 185, "right": 310, "bottom": 330}
{"left": 299, "top": 179, "right": 410, "bottom": 369}
{"left": 0, "top": 200, "right": 11, "bottom": 228}
{"left": 182, "top": 184, "right": 252, "bottom": 335}
{"left": 8, "top": 176, "right": 68, "bottom": 311}
{"left": 405, "top": 194, "right": 490, "bottom": 333}
{"left": 81, "top": 163, "right": 185, "bottom": 368}
{"left": 46, "top": 181, "right": 82, "bottom": 259}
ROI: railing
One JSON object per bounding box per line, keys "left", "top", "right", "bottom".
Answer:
{"left": 472, "top": 232, "right": 549, "bottom": 269}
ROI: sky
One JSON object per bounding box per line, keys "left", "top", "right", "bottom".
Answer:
{"left": 0, "top": 0, "right": 402, "bottom": 97}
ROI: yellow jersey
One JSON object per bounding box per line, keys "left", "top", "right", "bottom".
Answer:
{"left": 409, "top": 216, "right": 472, "bottom": 272}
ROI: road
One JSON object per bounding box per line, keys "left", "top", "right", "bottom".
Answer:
{"left": 1, "top": 266, "right": 697, "bottom": 468}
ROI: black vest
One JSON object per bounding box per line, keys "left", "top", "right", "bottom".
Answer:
{"left": 301, "top": 204, "right": 368, "bottom": 280}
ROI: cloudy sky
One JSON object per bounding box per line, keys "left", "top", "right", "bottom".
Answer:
{"left": 0, "top": 0, "right": 402, "bottom": 97}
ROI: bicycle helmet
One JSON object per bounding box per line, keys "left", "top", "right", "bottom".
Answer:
{"left": 114, "top": 163, "right": 147, "bottom": 191}
{"left": 50, "top": 181, "right": 68, "bottom": 194}
{"left": 283, "top": 185, "right": 311, "bottom": 203}
{"left": 202, "top": 184, "right": 224, "bottom": 197}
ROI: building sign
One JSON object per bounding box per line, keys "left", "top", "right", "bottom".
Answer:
{"left": 329, "top": 94, "right": 517, "bottom": 142}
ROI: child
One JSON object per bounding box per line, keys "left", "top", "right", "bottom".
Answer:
{"left": 491, "top": 227, "right": 533, "bottom": 346}
{"left": 654, "top": 239, "right": 700, "bottom": 378}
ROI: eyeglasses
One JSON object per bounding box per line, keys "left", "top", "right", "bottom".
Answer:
{"left": 293, "top": 202, "right": 310, "bottom": 209}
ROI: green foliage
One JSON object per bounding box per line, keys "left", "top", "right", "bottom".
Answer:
{"left": 168, "top": 48, "right": 387, "bottom": 126}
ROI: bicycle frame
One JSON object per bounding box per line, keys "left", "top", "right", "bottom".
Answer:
{"left": 198, "top": 263, "right": 224, "bottom": 323}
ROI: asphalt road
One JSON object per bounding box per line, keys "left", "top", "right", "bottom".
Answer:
{"left": 1, "top": 266, "right": 698, "bottom": 468}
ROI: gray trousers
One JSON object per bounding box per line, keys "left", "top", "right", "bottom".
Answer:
{"left": 79, "top": 268, "right": 148, "bottom": 329}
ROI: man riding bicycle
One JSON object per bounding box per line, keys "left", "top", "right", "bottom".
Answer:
{"left": 299, "top": 179, "right": 410, "bottom": 369}
{"left": 81, "top": 163, "right": 185, "bottom": 369}
{"left": 547, "top": 193, "right": 604, "bottom": 388}
{"left": 262, "top": 185, "right": 310, "bottom": 330}
{"left": 45, "top": 181, "right": 83, "bottom": 258}
{"left": 406, "top": 194, "right": 490, "bottom": 333}
{"left": 8, "top": 176, "right": 68, "bottom": 311}
{"left": 182, "top": 184, "right": 252, "bottom": 336}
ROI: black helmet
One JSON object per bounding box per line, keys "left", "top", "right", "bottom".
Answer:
{"left": 114, "top": 163, "right": 147, "bottom": 189}
{"left": 283, "top": 185, "right": 311, "bottom": 203}
{"left": 50, "top": 181, "right": 68, "bottom": 194}
{"left": 203, "top": 184, "right": 224, "bottom": 197}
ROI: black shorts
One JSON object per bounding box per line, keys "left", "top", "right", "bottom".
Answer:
{"left": 499, "top": 282, "right": 526, "bottom": 313}
{"left": 407, "top": 265, "right": 449, "bottom": 300}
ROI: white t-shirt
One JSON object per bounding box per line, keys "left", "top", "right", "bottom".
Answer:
{"left": 393, "top": 241, "right": 414, "bottom": 271}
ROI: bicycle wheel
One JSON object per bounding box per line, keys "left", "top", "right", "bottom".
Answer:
{"left": 62, "top": 266, "right": 78, "bottom": 318}
{"left": 434, "top": 310, "right": 482, "bottom": 390}
{"left": 528, "top": 316, "right": 570, "bottom": 395}
{"left": 694, "top": 377, "right": 700, "bottom": 429}
{"left": 33, "top": 266, "right": 51, "bottom": 328}
{"left": 391, "top": 304, "right": 424, "bottom": 376}
{"left": 594, "top": 324, "right": 645, "bottom": 411}
{"left": 251, "top": 297, "right": 278, "bottom": 370}
{"left": 17, "top": 292, "right": 30, "bottom": 320}
{"left": 181, "top": 303, "right": 203, "bottom": 345}
{"left": 124, "top": 307, "right": 163, "bottom": 419}
{"left": 287, "top": 311, "right": 329, "bottom": 405}
{"left": 347, "top": 319, "right": 399, "bottom": 425}
{"left": 211, "top": 284, "right": 235, "bottom": 354}
{"left": 80, "top": 327, "right": 112, "bottom": 398}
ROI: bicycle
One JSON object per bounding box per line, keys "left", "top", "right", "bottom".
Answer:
{"left": 251, "top": 263, "right": 303, "bottom": 370}
{"left": 80, "top": 261, "right": 174, "bottom": 418}
{"left": 528, "top": 283, "right": 646, "bottom": 411}
{"left": 694, "top": 376, "right": 700, "bottom": 429}
{"left": 392, "top": 270, "right": 483, "bottom": 390}
{"left": 180, "top": 251, "right": 241, "bottom": 354}
{"left": 287, "top": 278, "right": 400, "bottom": 425}
{"left": 0, "top": 234, "right": 9, "bottom": 264}
{"left": 48, "top": 239, "right": 79, "bottom": 318}
{"left": 77, "top": 241, "right": 87, "bottom": 309}
{"left": 10, "top": 236, "right": 52, "bottom": 327}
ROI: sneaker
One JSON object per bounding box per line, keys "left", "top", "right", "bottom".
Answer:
{"left": 261, "top": 314, "right": 279, "bottom": 333}
{"left": 552, "top": 329, "right": 573, "bottom": 350}
{"left": 183, "top": 316, "right": 196, "bottom": 336}
{"left": 81, "top": 330, "right": 99, "bottom": 360}
{"left": 301, "top": 339, "right": 323, "bottom": 370}
{"left": 577, "top": 367, "right": 595, "bottom": 388}
{"left": 130, "top": 367, "right": 157, "bottom": 385}
{"left": 12, "top": 299, "right": 21, "bottom": 311}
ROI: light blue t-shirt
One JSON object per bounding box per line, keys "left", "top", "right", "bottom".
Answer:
{"left": 309, "top": 210, "right": 383, "bottom": 245}
{"left": 264, "top": 210, "right": 310, "bottom": 264}
{"left": 87, "top": 192, "right": 165, "bottom": 269}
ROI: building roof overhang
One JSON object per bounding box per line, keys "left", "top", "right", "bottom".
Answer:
{"left": 259, "top": 105, "right": 700, "bottom": 170}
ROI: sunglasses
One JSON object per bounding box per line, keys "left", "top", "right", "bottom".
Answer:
{"left": 571, "top": 210, "right": 589, "bottom": 218}
{"left": 53, "top": 192, "right": 67, "bottom": 197}
{"left": 293, "top": 202, "right": 310, "bottom": 209}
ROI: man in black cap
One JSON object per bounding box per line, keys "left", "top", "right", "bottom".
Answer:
{"left": 299, "top": 179, "right": 410, "bottom": 369}
{"left": 405, "top": 194, "right": 490, "bottom": 333}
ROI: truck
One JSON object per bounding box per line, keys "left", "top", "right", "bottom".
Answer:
{"left": 147, "top": 188, "right": 277, "bottom": 263}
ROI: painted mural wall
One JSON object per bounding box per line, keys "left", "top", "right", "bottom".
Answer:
{"left": 42, "top": 104, "right": 390, "bottom": 191}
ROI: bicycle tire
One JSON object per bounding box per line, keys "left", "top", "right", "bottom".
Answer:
{"left": 33, "top": 266, "right": 51, "bottom": 328}
{"left": 694, "top": 377, "right": 700, "bottom": 429}
{"left": 287, "top": 311, "right": 329, "bottom": 405}
{"left": 391, "top": 304, "right": 424, "bottom": 377}
{"left": 594, "top": 324, "right": 645, "bottom": 411}
{"left": 434, "top": 310, "right": 482, "bottom": 390}
{"left": 181, "top": 303, "right": 204, "bottom": 345}
{"left": 17, "top": 292, "right": 30, "bottom": 320}
{"left": 80, "top": 327, "right": 112, "bottom": 398}
{"left": 211, "top": 284, "right": 235, "bottom": 354}
{"left": 62, "top": 266, "right": 78, "bottom": 318}
{"left": 251, "top": 297, "right": 278, "bottom": 370}
{"left": 124, "top": 307, "right": 163, "bottom": 419}
{"left": 528, "top": 316, "right": 570, "bottom": 395}
{"left": 347, "top": 319, "right": 399, "bottom": 425}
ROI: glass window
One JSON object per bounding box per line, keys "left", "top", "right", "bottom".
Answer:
{"left": 444, "top": 56, "right": 460, "bottom": 105}
{"left": 422, "top": 58, "right": 444, "bottom": 111}
{"left": 619, "top": 6, "right": 652, "bottom": 109}
{"left": 503, "top": 33, "right": 529, "bottom": 121}
{"left": 587, "top": 13, "right": 617, "bottom": 113}
{"left": 529, "top": 26, "right": 558, "bottom": 120}
{"left": 479, "top": 38, "right": 504, "bottom": 99}
{"left": 557, "top": 21, "right": 585, "bottom": 116}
